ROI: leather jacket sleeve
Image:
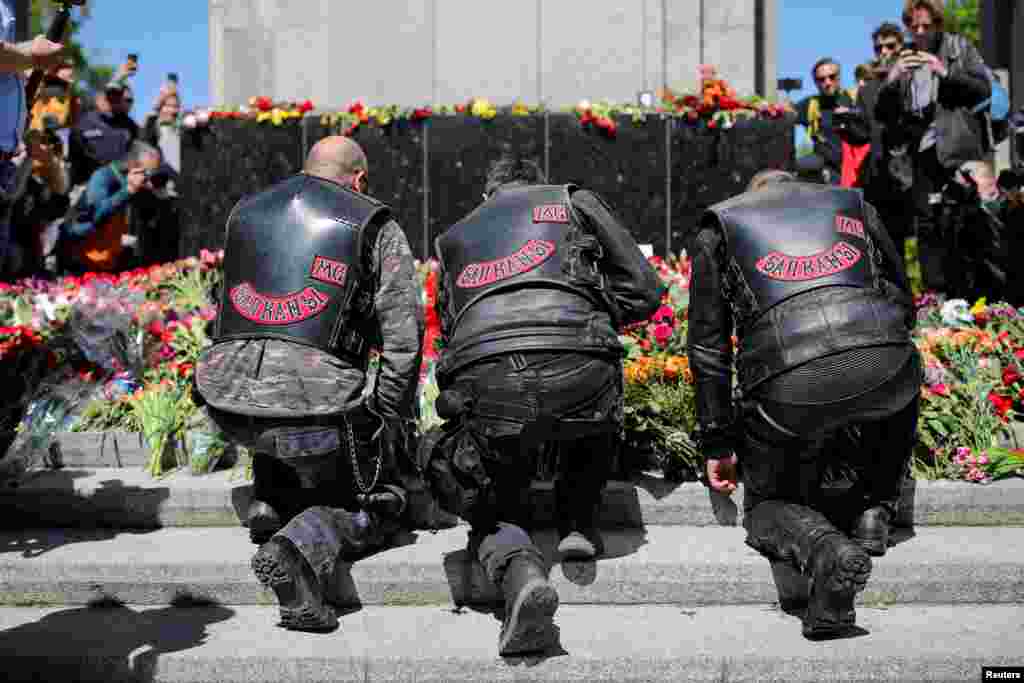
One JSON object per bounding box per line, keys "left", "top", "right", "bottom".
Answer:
{"left": 685, "top": 225, "right": 737, "bottom": 458}
{"left": 571, "top": 189, "right": 665, "bottom": 326}
{"left": 369, "top": 218, "right": 425, "bottom": 422}
{"left": 864, "top": 200, "right": 913, "bottom": 327}
{"left": 937, "top": 35, "right": 991, "bottom": 110}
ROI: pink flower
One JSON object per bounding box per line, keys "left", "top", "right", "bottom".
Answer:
{"left": 928, "top": 383, "right": 950, "bottom": 397}
{"left": 651, "top": 304, "right": 675, "bottom": 324}
{"left": 653, "top": 322, "right": 673, "bottom": 347}
{"left": 978, "top": 453, "right": 989, "bottom": 465}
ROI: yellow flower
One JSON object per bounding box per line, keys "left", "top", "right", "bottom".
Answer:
{"left": 970, "top": 297, "right": 988, "bottom": 315}
{"left": 271, "top": 109, "right": 286, "bottom": 126}
{"left": 470, "top": 98, "right": 497, "bottom": 119}
{"left": 256, "top": 111, "right": 272, "bottom": 123}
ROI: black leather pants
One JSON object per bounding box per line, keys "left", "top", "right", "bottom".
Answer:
{"left": 741, "top": 349, "right": 921, "bottom": 539}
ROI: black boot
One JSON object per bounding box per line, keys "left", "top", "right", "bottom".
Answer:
{"left": 852, "top": 506, "right": 891, "bottom": 557}
{"left": 251, "top": 537, "right": 337, "bottom": 632}
{"left": 498, "top": 556, "right": 560, "bottom": 655}
{"left": 746, "top": 501, "right": 872, "bottom": 640}
{"left": 804, "top": 534, "right": 872, "bottom": 640}
{"left": 248, "top": 500, "right": 282, "bottom": 545}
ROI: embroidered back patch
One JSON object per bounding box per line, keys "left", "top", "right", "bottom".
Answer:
{"left": 533, "top": 204, "right": 570, "bottom": 223}
{"left": 456, "top": 239, "right": 556, "bottom": 289}
{"left": 229, "top": 282, "right": 330, "bottom": 325}
{"left": 835, "top": 215, "right": 866, "bottom": 239}
{"left": 755, "top": 241, "right": 863, "bottom": 282}
{"left": 310, "top": 255, "right": 349, "bottom": 287}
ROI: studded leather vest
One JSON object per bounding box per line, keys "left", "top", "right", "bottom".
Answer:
{"left": 706, "top": 182, "right": 911, "bottom": 392}
{"left": 215, "top": 174, "right": 388, "bottom": 363}
{"left": 435, "top": 184, "right": 621, "bottom": 379}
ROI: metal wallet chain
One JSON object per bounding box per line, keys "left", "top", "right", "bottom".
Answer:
{"left": 343, "top": 413, "right": 383, "bottom": 495}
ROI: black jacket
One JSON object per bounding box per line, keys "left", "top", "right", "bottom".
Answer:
{"left": 874, "top": 32, "right": 992, "bottom": 170}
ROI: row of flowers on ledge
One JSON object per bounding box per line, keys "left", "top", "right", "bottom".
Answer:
{"left": 182, "top": 69, "right": 791, "bottom": 134}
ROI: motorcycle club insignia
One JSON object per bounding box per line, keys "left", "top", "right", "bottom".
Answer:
{"left": 755, "top": 241, "right": 863, "bottom": 282}
{"left": 532, "top": 204, "right": 570, "bottom": 223}
{"left": 456, "top": 239, "right": 557, "bottom": 289}
{"left": 229, "top": 282, "right": 330, "bottom": 325}
{"left": 309, "top": 255, "right": 349, "bottom": 287}
{"left": 835, "top": 215, "right": 866, "bottom": 239}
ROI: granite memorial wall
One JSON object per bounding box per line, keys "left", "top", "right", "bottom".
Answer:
{"left": 179, "top": 114, "right": 795, "bottom": 259}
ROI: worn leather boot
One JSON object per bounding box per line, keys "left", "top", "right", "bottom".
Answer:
{"left": 247, "top": 500, "right": 282, "bottom": 545}
{"left": 251, "top": 537, "right": 337, "bottom": 632}
{"left": 746, "top": 501, "right": 871, "bottom": 640}
{"left": 852, "top": 506, "right": 891, "bottom": 557}
{"left": 803, "top": 534, "right": 872, "bottom": 640}
{"left": 498, "top": 556, "right": 560, "bottom": 655}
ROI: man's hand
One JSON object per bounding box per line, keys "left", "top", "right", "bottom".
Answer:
{"left": 28, "top": 36, "right": 66, "bottom": 72}
{"left": 125, "top": 167, "right": 148, "bottom": 195}
{"left": 706, "top": 453, "right": 739, "bottom": 496}
{"left": 916, "top": 51, "right": 948, "bottom": 77}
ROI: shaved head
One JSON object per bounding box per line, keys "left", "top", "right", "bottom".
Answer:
{"left": 304, "top": 136, "right": 369, "bottom": 185}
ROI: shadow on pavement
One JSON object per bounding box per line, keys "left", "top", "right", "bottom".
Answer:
{"left": 0, "top": 598, "right": 234, "bottom": 682}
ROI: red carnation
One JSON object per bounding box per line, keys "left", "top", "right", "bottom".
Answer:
{"left": 298, "top": 100, "right": 314, "bottom": 113}
{"left": 1004, "top": 365, "right": 1022, "bottom": 387}
{"left": 255, "top": 96, "right": 273, "bottom": 112}
{"left": 988, "top": 391, "right": 1013, "bottom": 421}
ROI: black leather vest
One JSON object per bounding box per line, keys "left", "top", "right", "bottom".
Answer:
{"left": 707, "top": 182, "right": 911, "bottom": 392}
{"left": 435, "top": 184, "right": 620, "bottom": 378}
{"left": 215, "top": 174, "right": 389, "bottom": 362}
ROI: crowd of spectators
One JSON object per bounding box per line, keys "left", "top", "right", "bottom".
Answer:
{"left": 1, "top": 54, "right": 183, "bottom": 281}
{"left": 795, "top": 0, "right": 1023, "bottom": 305}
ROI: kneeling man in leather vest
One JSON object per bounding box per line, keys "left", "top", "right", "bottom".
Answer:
{"left": 194, "top": 137, "right": 425, "bottom": 632}
{"left": 427, "top": 156, "right": 662, "bottom": 655}
{"left": 686, "top": 169, "right": 921, "bottom": 640}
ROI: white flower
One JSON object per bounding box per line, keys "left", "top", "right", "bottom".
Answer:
{"left": 940, "top": 299, "right": 973, "bottom": 327}
{"left": 195, "top": 109, "right": 210, "bottom": 125}
{"left": 182, "top": 113, "right": 198, "bottom": 130}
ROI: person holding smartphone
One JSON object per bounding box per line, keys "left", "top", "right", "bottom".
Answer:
{"left": 873, "top": 0, "right": 994, "bottom": 296}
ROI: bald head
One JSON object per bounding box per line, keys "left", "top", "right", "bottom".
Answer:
{"left": 304, "top": 136, "right": 369, "bottom": 187}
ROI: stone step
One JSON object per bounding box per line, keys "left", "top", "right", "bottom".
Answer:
{"left": 1, "top": 525, "right": 1022, "bottom": 608}
{"left": 2, "top": 466, "right": 1023, "bottom": 529}
{"left": 0, "top": 603, "right": 1019, "bottom": 682}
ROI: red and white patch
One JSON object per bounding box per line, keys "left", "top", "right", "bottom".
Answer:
{"left": 835, "top": 215, "right": 866, "bottom": 239}
{"left": 755, "top": 241, "right": 863, "bottom": 282}
{"left": 456, "top": 239, "right": 556, "bottom": 289}
{"left": 532, "top": 204, "right": 570, "bottom": 223}
{"left": 309, "top": 255, "right": 349, "bottom": 287}
{"left": 229, "top": 282, "right": 330, "bottom": 325}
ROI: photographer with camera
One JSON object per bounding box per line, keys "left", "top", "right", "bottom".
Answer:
{"left": 795, "top": 57, "right": 856, "bottom": 184}
{"left": 59, "top": 140, "right": 162, "bottom": 274}
{"left": 874, "top": 0, "right": 994, "bottom": 297}
{"left": 7, "top": 123, "right": 69, "bottom": 277}
{"left": 0, "top": 0, "right": 68, "bottom": 278}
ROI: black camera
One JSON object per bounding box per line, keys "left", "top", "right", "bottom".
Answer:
{"left": 999, "top": 165, "right": 1024, "bottom": 193}
{"left": 144, "top": 166, "right": 172, "bottom": 190}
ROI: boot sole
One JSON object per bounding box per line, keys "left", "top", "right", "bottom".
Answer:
{"left": 804, "top": 544, "right": 872, "bottom": 640}
{"left": 252, "top": 543, "right": 338, "bottom": 632}
{"left": 499, "top": 579, "right": 560, "bottom": 656}
{"left": 854, "top": 537, "right": 888, "bottom": 557}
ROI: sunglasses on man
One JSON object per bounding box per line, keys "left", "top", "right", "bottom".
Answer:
{"left": 874, "top": 39, "right": 902, "bottom": 54}
{"left": 815, "top": 71, "right": 840, "bottom": 84}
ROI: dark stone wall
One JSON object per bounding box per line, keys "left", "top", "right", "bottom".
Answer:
{"left": 180, "top": 114, "right": 794, "bottom": 259}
